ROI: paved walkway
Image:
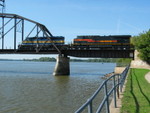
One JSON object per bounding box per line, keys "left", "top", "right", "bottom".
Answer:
{"left": 145, "top": 72, "right": 150, "bottom": 83}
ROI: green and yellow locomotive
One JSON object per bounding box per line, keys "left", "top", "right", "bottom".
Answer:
{"left": 18, "top": 36, "right": 64, "bottom": 50}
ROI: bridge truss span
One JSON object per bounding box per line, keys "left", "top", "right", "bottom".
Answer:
{"left": 0, "top": 13, "right": 134, "bottom": 59}
{"left": 0, "top": 13, "right": 61, "bottom": 54}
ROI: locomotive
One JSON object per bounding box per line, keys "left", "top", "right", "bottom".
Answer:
{"left": 18, "top": 35, "right": 131, "bottom": 50}
{"left": 18, "top": 36, "right": 64, "bottom": 50}
{"left": 73, "top": 35, "right": 131, "bottom": 50}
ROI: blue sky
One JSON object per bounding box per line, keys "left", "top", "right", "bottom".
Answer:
{"left": 0, "top": 0, "right": 150, "bottom": 59}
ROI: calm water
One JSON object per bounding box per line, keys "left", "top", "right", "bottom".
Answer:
{"left": 0, "top": 61, "right": 116, "bottom": 113}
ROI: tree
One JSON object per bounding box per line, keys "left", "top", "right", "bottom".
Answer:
{"left": 132, "top": 30, "right": 150, "bottom": 64}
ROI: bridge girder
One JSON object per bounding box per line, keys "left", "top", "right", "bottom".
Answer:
{"left": 0, "top": 13, "right": 61, "bottom": 54}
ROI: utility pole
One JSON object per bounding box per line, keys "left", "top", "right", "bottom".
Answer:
{"left": 0, "top": 0, "right": 5, "bottom": 13}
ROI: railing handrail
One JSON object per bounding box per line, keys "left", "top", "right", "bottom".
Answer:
{"left": 75, "top": 65, "right": 130, "bottom": 113}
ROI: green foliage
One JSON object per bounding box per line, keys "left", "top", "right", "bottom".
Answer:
{"left": 39, "top": 57, "right": 56, "bottom": 62}
{"left": 24, "top": 57, "right": 131, "bottom": 65}
{"left": 116, "top": 58, "right": 131, "bottom": 67}
{"left": 121, "top": 68, "right": 150, "bottom": 113}
{"left": 132, "top": 30, "right": 150, "bottom": 64}
{"left": 24, "top": 57, "right": 56, "bottom": 62}
{"left": 87, "top": 58, "right": 117, "bottom": 62}
{"left": 116, "top": 58, "right": 131, "bottom": 63}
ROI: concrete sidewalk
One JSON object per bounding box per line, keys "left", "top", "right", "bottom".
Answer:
{"left": 145, "top": 72, "right": 150, "bottom": 83}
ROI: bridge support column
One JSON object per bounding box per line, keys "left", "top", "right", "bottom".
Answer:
{"left": 53, "top": 55, "right": 70, "bottom": 76}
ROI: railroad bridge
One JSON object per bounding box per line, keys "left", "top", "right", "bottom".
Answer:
{"left": 0, "top": 13, "right": 134, "bottom": 75}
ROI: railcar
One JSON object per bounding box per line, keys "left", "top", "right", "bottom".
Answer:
{"left": 73, "top": 35, "right": 131, "bottom": 50}
{"left": 18, "top": 36, "right": 64, "bottom": 50}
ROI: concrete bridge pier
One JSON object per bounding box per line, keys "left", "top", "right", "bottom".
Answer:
{"left": 53, "top": 55, "right": 70, "bottom": 76}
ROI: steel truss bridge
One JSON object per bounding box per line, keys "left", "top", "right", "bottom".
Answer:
{"left": 0, "top": 13, "right": 134, "bottom": 58}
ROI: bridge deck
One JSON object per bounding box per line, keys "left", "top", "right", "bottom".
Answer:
{"left": 0, "top": 49, "right": 134, "bottom": 58}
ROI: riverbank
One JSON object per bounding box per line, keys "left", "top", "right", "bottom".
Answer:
{"left": 110, "top": 68, "right": 150, "bottom": 113}
{"left": 101, "top": 72, "right": 114, "bottom": 79}
{"left": 110, "top": 50, "right": 150, "bottom": 113}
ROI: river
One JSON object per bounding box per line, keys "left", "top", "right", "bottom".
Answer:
{"left": 0, "top": 61, "right": 116, "bottom": 113}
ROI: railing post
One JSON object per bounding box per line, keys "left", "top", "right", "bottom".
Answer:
{"left": 88, "top": 100, "right": 93, "bottom": 113}
{"left": 113, "top": 76, "right": 117, "bottom": 108}
{"left": 120, "top": 74, "right": 123, "bottom": 92}
{"left": 117, "top": 74, "right": 120, "bottom": 98}
{"left": 104, "top": 82, "right": 110, "bottom": 113}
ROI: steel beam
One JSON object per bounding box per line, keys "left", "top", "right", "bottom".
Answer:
{"left": 2, "top": 17, "right": 4, "bottom": 49}
{"left": 14, "top": 17, "right": 17, "bottom": 50}
{"left": 22, "top": 19, "right": 24, "bottom": 41}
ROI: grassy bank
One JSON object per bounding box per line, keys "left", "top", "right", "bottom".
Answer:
{"left": 121, "top": 68, "right": 150, "bottom": 113}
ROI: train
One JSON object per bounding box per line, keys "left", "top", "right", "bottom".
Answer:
{"left": 18, "top": 35, "right": 131, "bottom": 50}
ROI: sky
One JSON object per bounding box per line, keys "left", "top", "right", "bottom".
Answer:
{"left": 0, "top": 0, "right": 150, "bottom": 59}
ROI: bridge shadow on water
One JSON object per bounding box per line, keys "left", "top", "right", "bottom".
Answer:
{"left": 130, "top": 69, "right": 150, "bottom": 113}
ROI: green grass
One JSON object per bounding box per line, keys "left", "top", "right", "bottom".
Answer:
{"left": 121, "top": 68, "right": 150, "bottom": 113}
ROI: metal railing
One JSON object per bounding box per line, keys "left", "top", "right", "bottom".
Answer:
{"left": 75, "top": 65, "right": 130, "bottom": 113}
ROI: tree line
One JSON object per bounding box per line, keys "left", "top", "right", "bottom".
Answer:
{"left": 24, "top": 57, "right": 131, "bottom": 66}
{"left": 131, "top": 30, "right": 150, "bottom": 64}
